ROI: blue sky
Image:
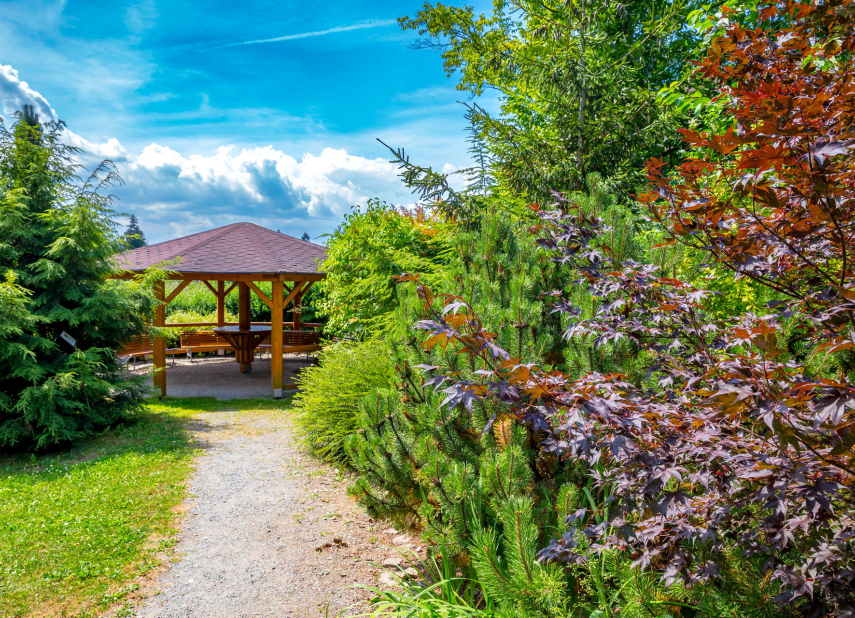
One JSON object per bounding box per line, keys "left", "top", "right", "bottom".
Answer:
{"left": 0, "top": 0, "right": 494, "bottom": 243}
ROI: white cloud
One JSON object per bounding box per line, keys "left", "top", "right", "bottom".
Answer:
{"left": 65, "top": 131, "right": 129, "bottom": 161}
{"left": 115, "top": 143, "right": 413, "bottom": 243}
{"left": 0, "top": 64, "right": 58, "bottom": 121}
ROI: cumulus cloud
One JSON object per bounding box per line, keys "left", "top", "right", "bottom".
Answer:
{"left": 65, "top": 132, "right": 129, "bottom": 161}
{"left": 115, "top": 143, "right": 412, "bottom": 243}
{"left": 0, "top": 63, "right": 57, "bottom": 121}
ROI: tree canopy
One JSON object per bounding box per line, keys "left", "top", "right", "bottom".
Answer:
{"left": 123, "top": 214, "right": 147, "bottom": 249}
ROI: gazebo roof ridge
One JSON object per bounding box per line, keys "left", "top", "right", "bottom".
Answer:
{"left": 117, "top": 221, "right": 327, "bottom": 276}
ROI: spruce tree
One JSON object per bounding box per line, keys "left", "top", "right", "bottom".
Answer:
{"left": 301, "top": 232, "right": 311, "bottom": 242}
{"left": 0, "top": 110, "right": 158, "bottom": 450}
{"left": 123, "top": 214, "right": 147, "bottom": 248}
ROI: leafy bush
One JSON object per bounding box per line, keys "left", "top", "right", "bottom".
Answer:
{"left": 345, "top": 208, "right": 567, "bottom": 546}
{"left": 290, "top": 339, "right": 396, "bottom": 463}
{"left": 342, "top": 205, "right": 783, "bottom": 618}
{"left": 316, "top": 199, "right": 453, "bottom": 338}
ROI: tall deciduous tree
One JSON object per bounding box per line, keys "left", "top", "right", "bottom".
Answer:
{"left": 0, "top": 111, "right": 158, "bottom": 450}
{"left": 400, "top": 0, "right": 704, "bottom": 197}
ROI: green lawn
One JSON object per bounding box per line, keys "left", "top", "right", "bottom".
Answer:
{"left": 0, "top": 397, "right": 286, "bottom": 618}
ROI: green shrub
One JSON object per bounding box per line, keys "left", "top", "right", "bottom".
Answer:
{"left": 290, "top": 339, "right": 396, "bottom": 464}
{"left": 341, "top": 202, "right": 790, "bottom": 618}
{"left": 316, "top": 199, "right": 453, "bottom": 338}
{"left": 0, "top": 112, "right": 159, "bottom": 450}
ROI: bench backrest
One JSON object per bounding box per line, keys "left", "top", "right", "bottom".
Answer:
{"left": 282, "top": 330, "right": 321, "bottom": 346}
{"left": 180, "top": 330, "right": 231, "bottom": 348}
{"left": 117, "top": 334, "right": 152, "bottom": 356}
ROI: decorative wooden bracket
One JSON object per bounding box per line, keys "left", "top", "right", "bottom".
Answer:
{"left": 165, "top": 280, "right": 191, "bottom": 305}
{"left": 245, "top": 281, "right": 273, "bottom": 309}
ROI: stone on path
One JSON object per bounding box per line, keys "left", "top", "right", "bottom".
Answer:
{"left": 377, "top": 572, "right": 402, "bottom": 587}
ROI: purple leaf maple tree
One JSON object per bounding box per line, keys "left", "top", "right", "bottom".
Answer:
{"left": 411, "top": 1, "right": 855, "bottom": 615}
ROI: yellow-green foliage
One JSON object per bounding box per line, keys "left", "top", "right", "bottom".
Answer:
{"left": 316, "top": 199, "right": 453, "bottom": 337}
{"left": 290, "top": 340, "right": 396, "bottom": 463}
{"left": 166, "top": 309, "right": 238, "bottom": 324}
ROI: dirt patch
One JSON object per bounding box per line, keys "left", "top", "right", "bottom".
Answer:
{"left": 130, "top": 409, "right": 422, "bottom": 617}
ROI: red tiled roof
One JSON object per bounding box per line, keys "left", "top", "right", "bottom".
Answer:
{"left": 116, "top": 223, "right": 326, "bottom": 275}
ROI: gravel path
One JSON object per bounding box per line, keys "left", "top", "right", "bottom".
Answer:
{"left": 133, "top": 410, "right": 422, "bottom": 618}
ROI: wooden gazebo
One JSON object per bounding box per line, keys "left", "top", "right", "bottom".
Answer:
{"left": 116, "top": 222, "right": 326, "bottom": 398}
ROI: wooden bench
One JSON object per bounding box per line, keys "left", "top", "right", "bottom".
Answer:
{"left": 180, "top": 330, "right": 236, "bottom": 361}
{"left": 258, "top": 330, "right": 321, "bottom": 359}
{"left": 117, "top": 335, "right": 184, "bottom": 367}
{"left": 117, "top": 335, "right": 153, "bottom": 368}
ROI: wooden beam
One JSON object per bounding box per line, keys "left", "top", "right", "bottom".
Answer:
{"left": 165, "top": 279, "right": 191, "bottom": 305}
{"left": 278, "top": 273, "right": 326, "bottom": 282}
{"left": 238, "top": 282, "right": 251, "bottom": 331}
{"left": 216, "top": 281, "right": 225, "bottom": 327}
{"left": 282, "top": 281, "right": 305, "bottom": 309}
{"left": 271, "top": 280, "right": 283, "bottom": 398}
{"left": 153, "top": 281, "right": 167, "bottom": 398}
{"left": 245, "top": 281, "right": 272, "bottom": 310}
{"left": 201, "top": 280, "right": 218, "bottom": 296}
{"left": 224, "top": 281, "right": 238, "bottom": 297}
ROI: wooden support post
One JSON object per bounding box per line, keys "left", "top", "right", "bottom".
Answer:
{"left": 238, "top": 282, "right": 251, "bottom": 372}
{"left": 217, "top": 281, "right": 225, "bottom": 327}
{"left": 238, "top": 282, "right": 251, "bottom": 330}
{"left": 153, "top": 281, "right": 167, "bottom": 398}
{"left": 271, "top": 280, "right": 283, "bottom": 398}
{"left": 294, "top": 287, "right": 303, "bottom": 331}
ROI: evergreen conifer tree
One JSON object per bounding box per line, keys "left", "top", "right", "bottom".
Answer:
{"left": 301, "top": 232, "right": 311, "bottom": 242}
{"left": 0, "top": 110, "right": 158, "bottom": 450}
{"left": 123, "top": 214, "right": 147, "bottom": 248}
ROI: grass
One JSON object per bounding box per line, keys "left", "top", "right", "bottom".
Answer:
{"left": 0, "top": 396, "right": 288, "bottom": 618}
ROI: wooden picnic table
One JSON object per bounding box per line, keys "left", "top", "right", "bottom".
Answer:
{"left": 213, "top": 325, "right": 271, "bottom": 373}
